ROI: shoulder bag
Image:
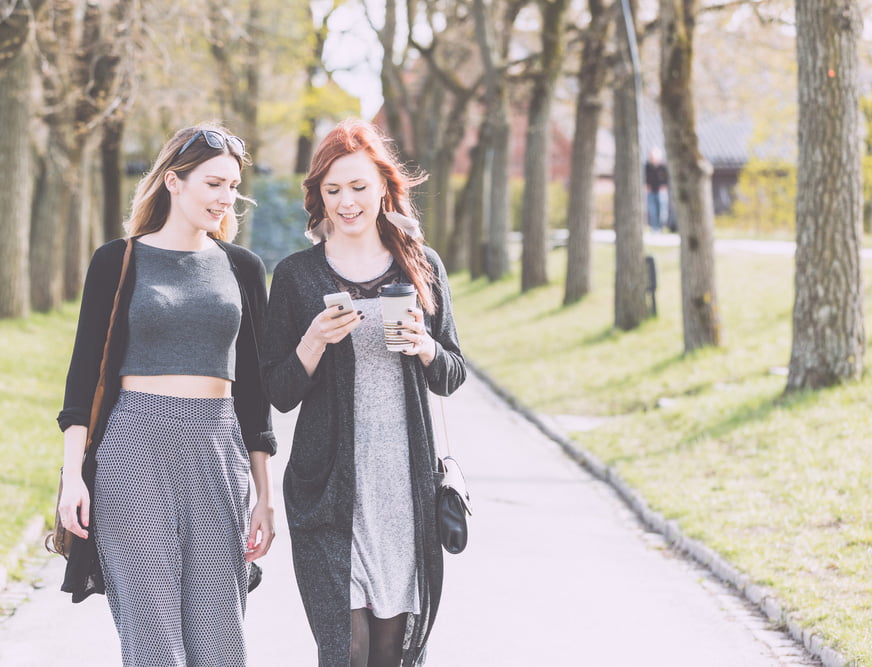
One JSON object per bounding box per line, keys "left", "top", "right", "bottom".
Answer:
{"left": 433, "top": 396, "right": 472, "bottom": 555}
{"left": 45, "top": 238, "right": 134, "bottom": 558}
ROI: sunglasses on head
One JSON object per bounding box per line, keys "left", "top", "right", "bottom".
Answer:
{"left": 177, "top": 130, "right": 245, "bottom": 159}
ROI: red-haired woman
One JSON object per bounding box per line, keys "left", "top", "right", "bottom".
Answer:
{"left": 262, "top": 119, "right": 466, "bottom": 666}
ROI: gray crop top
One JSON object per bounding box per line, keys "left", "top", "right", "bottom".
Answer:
{"left": 120, "top": 240, "right": 242, "bottom": 381}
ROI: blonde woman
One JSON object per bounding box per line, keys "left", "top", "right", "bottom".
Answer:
{"left": 57, "top": 124, "right": 276, "bottom": 666}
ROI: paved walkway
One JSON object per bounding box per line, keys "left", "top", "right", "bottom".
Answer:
{"left": 0, "top": 372, "right": 816, "bottom": 665}
{"left": 592, "top": 227, "right": 872, "bottom": 259}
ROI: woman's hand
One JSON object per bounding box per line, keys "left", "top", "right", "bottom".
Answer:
{"left": 302, "top": 304, "right": 363, "bottom": 354}
{"left": 296, "top": 304, "right": 363, "bottom": 376}
{"left": 246, "top": 499, "right": 276, "bottom": 562}
{"left": 401, "top": 307, "right": 437, "bottom": 366}
{"left": 58, "top": 472, "right": 91, "bottom": 540}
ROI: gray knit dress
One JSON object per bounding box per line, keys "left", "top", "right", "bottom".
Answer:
{"left": 336, "top": 261, "right": 421, "bottom": 617}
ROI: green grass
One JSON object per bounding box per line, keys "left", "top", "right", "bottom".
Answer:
{"left": 0, "top": 303, "right": 78, "bottom": 572}
{"left": 450, "top": 243, "right": 872, "bottom": 665}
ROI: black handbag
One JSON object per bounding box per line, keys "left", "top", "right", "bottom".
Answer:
{"left": 433, "top": 397, "right": 472, "bottom": 554}
{"left": 248, "top": 561, "right": 263, "bottom": 593}
{"left": 436, "top": 455, "right": 472, "bottom": 554}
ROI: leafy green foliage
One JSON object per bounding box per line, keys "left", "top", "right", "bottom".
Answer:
{"left": 861, "top": 93, "right": 872, "bottom": 156}
{"left": 727, "top": 160, "right": 797, "bottom": 234}
{"left": 248, "top": 174, "right": 310, "bottom": 272}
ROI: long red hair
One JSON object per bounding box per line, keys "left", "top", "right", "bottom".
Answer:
{"left": 302, "top": 119, "right": 437, "bottom": 313}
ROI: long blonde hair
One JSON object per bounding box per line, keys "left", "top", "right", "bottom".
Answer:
{"left": 124, "top": 124, "right": 251, "bottom": 241}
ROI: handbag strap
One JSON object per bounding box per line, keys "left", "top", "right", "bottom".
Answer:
{"left": 85, "top": 238, "right": 133, "bottom": 451}
{"left": 432, "top": 394, "right": 472, "bottom": 512}
{"left": 432, "top": 394, "right": 452, "bottom": 459}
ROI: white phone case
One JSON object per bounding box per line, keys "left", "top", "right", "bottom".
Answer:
{"left": 323, "top": 291, "right": 354, "bottom": 314}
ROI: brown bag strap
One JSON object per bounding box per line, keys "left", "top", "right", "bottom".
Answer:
{"left": 85, "top": 238, "right": 133, "bottom": 450}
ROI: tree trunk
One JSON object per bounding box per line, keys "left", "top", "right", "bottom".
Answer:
{"left": 472, "top": 0, "right": 512, "bottom": 282}
{"left": 612, "top": 2, "right": 647, "bottom": 329}
{"left": 520, "top": 89, "right": 551, "bottom": 291}
{"left": 100, "top": 0, "right": 137, "bottom": 245}
{"left": 660, "top": 0, "right": 721, "bottom": 351}
{"left": 430, "top": 145, "right": 455, "bottom": 258}
{"left": 208, "top": 1, "right": 236, "bottom": 125}
{"left": 238, "top": 0, "right": 261, "bottom": 248}
{"left": 429, "top": 95, "right": 468, "bottom": 263}
{"left": 295, "top": 4, "right": 329, "bottom": 175}
{"left": 487, "top": 103, "right": 511, "bottom": 281}
{"left": 64, "top": 144, "right": 90, "bottom": 300}
{"left": 448, "top": 139, "right": 485, "bottom": 276}
{"left": 101, "top": 115, "right": 125, "bottom": 241}
{"left": 0, "top": 35, "right": 33, "bottom": 318}
{"left": 31, "top": 0, "right": 74, "bottom": 310}
{"left": 456, "top": 121, "right": 491, "bottom": 278}
{"left": 294, "top": 122, "right": 314, "bottom": 174}
{"left": 378, "top": 0, "right": 409, "bottom": 160}
{"left": 64, "top": 1, "right": 105, "bottom": 300}
{"left": 564, "top": 0, "right": 609, "bottom": 305}
{"left": 787, "top": 0, "right": 864, "bottom": 390}
{"left": 402, "top": 66, "right": 443, "bottom": 237}
{"left": 89, "top": 135, "right": 104, "bottom": 251}
{"left": 31, "top": 141, "right": 69, "bottom": 311}
{"left": 403, "top": 69, "right": 473, "bottom": 266}
{"left": 520, "top": 0, "right": 568, "bottom": 292}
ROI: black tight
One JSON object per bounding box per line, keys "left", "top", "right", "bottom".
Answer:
{"left": 350, "top": 608, "right": 407, "bottom": 667}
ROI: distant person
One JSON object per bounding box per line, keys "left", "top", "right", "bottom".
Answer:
{"left": 262, "top": 118, "right": 466, "bottom": 665}
{"left": 57, "top": 124, "right": 277, "bottom": 666}
{"left": 645, "top": 147, "right": 670, "bottom": 231}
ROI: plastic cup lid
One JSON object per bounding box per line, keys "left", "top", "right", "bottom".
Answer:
{"left": 380, "top": 283, "right": 417, "bottom": 297}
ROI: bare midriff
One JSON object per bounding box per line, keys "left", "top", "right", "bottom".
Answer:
{"left": 121, "top": 375, "right": 232, "bottom": 399}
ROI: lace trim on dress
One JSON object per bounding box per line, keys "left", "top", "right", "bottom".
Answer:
{"left": 326, "top": 259, "right": 403, "bottom": 300}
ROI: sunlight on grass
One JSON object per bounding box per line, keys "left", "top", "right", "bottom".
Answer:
{"left": 0, "top": 304, "right": 77, "bottom": 568}
{"left": 450, "top": 243, "right": 872, "bottom": 665}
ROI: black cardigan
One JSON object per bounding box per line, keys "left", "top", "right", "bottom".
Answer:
{"left": 261, "top": 242, "right": 466, "bottom": 665}
{"left": 57, "top": 236, "right": 277, "bottom": 602}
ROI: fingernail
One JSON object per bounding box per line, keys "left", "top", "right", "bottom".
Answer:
{"left": 338, "top": 305, "right": 344, "bottom": 311}
{"left": 360, "top": 315, "right": 366, "bottom": 320}
{"left": 356, "top": 310, "right": 363, "bottom": 315}
{"left": 397, "top": 320, "right": 403, "bottom": 325}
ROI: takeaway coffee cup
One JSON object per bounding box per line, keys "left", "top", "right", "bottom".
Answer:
{"left": 379, "top": 283, "right": 418, "bottom": 352}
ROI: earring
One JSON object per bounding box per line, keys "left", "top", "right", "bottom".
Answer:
{"left": 384, "top": 211, "right": 423, "bottom": 240}
{"left": 305, "top": 217, "right": 334, "bottom": 243}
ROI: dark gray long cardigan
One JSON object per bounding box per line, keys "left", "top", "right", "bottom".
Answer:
{"left": 261, "top": 242, "right": 466, "bottom": 666}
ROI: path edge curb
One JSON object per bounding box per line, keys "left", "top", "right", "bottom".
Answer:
{"left": 0, "top": 515, "right": 48, "bottom": 617}
{"left": 469, "top": 362, "right": 851, "bottom": 667}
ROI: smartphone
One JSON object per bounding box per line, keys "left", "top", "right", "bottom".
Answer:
{"left": 323, "top": 291, "right": 354, "bottom": 317}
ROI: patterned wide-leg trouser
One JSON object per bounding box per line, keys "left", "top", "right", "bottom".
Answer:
{"left": 94, "top": 389, "right": 251, "bottom": 667}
